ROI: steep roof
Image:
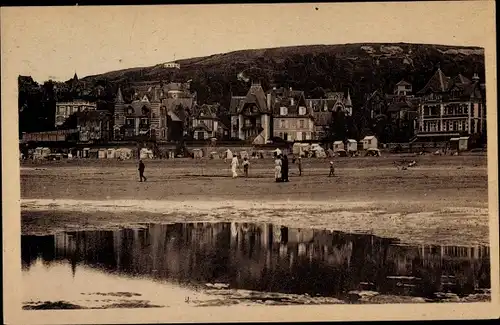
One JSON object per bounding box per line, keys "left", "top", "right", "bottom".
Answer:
{"left": 194, "top": 104, "right": 219, "bottom": 119}
{"left": 345, "top": 90, "right": 352, "bottom": 107}
{"left": 312, "top": 111, "right": 333, "bottom": 126}
{"left": 396, "top": 80, "right": 412, "bottom": 86}
{"left": 125, "top": 100, "right": 151, "bottom": 116}
{"left": 229, "top": 96, "right": 246, "bottom": 114}
{"left": 417, "top": 68, "right": 451, "bottom": 94}
{"left": 242, "top": 83, "right": 268, "bottom": 113}
{"left": 455, "top": 74, "right": 471, "bottom": 85}
{"left": 164, "top": 97, "right": 195, "bottom": 115}
{"left": 116, "top": 87, "right": 124, "bottom": 103}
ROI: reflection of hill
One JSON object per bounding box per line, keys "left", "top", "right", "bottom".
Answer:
{"left": 22, "top": 222, "right": 490, "bottom": 299}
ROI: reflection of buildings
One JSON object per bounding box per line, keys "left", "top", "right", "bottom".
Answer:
{"left": 22, "top": 223, "right": 491, "bottom": 299}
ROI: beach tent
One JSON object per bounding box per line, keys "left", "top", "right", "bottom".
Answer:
{"left": 193, "top": 149, "right": 204, "bottom": 158}
{"left": 346, "top": 139, "right": 357, "bottom": 152}
{"left": 239, "top": 151, "right": 249, "bottom": 159}
{"left": 459, "top": 136, "right": 470, "bottom": 151}
{"left": 209, "top": 151, "right": 219, "bottom": 159}
{"left": 82, "top": 148, "right": 90, "bottom": 158}
{"left": 116, "top": 148, "right": 132, "bottom": 160}
{"left": 33, "top": 147, "right": 51, "bottom": 160}
{"left": 98, "top": 149, "right": 107, "bottom": 159}
{"left": 225, "top": 149, "right": 233, "bottom": 160}
{"left": 252, "top": 134, "right": 265, "bottom": 145}
{"left": 89, "top": 149, "right": 99, "bottom": 159}
{"left": 449, "top": 138, "right": 460, "bottom": 151}
{"left": 311, "top": 145, "right": 326, "bottom": 158}
{"left": 336, "top": 149, "right": 347, "bottom": 157}
{"left": 273, "top": 148, "right": 282, "bottom": 156}
{"left": 333, "top": 141, "right": 344, "bottom": 152}
{"left": 106, "top": 148, "right": 116, "bottom": 159}
{"left": 140, "top": 148, "right": 154, "bottom": 159}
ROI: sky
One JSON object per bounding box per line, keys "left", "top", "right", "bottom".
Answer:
{"left": 0, "top": 2, "right": 495, "bottom": 83}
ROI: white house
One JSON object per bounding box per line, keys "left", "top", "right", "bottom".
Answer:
{"left": 362, "top": 135, "right": 378, "bottom": 150}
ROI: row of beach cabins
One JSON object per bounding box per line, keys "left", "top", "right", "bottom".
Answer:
{"left": 27, "top": 137, "right": 379, "bottom": 161}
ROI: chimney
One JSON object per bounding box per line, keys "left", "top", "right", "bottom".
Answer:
{"left": 267, "top": 93, "right": 271, "bottom": 110}
{"left": 291, "top": 97, "right": 294, "bottom": 106}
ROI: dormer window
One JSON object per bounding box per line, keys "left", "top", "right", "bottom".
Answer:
{"left": 127, "top": 107, "right": 134, "bottom": 115}
{"left": 280, "top": 107, "right": 288, "bottom": 115}
{"left": 299, "top": 106, "right": 306, "bottom": 115}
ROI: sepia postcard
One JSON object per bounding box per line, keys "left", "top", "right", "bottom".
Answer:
{"left": 2, "top": 2, "right": 499, "bottom": 324}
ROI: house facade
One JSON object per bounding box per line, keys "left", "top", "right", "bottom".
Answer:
{"left": 191, "top": 103, "right": 229, "bottom": 140}
{"left": 113, "top": 81, "right": 196, "bottom": 141}
{"left": 272, "top": 89, "right": 315, "bottom": 142}
{"left": 76, "top": 110, "right": 113, "bottom": 143}
{"left": 55, "top": 100, "right": 97, "bottom": 127}
{"left": 306, "top": 91, "right": 352, "bottom": 140}
{"left": 229, "top": 81, "right": 272, "bottom": 143}
{"left": 415, "top": 69, "right": 486, "bottom": 142}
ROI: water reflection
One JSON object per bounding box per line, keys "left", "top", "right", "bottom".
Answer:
{"left": 22, "top": 222, "right": 490, "bottom": 300}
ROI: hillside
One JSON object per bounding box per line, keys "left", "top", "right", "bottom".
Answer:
{"left": 19, "top": 43, "right": 485, "bottom": 139}
{"left": 81, "top": 43, "right": 485, "bottom": 108}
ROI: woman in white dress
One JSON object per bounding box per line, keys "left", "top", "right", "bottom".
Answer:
{"left": 274, "top": 154, "right": 282, "bottom": 182}
{"left": 231, "top": 156, "right": 239, "bottom": 178}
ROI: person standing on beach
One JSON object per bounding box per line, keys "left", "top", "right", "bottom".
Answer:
{"left": 274, "top": 154, "right": 282, "bottom": 182}
{"left": 282, "top": 154, "right": 289, "bottom": 182}
{"left": 328, "top": 161, "right": 335, "bottom": 177}
{"left": 231, "top": 155, "right": 239, "bottom": 178}
{"left": 138, "top": 160, "right": 147, "bottom": 182}
{"left": 242, "top": 157, "right": 250, "bottom": 177}
{"left": 297, "top": 156, "right": 302, "bottom": 176}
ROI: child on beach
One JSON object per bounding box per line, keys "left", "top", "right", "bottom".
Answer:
{"left": 242, "top": 157, "right": 250, "bottom": 177}
{"left": 328, "top": 161, "right": 335, "bottom": 177}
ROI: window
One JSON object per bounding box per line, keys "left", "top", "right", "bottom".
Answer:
{"left": 299, "top": 106, "right": 306, "bottom": 115}
{"left": 280, "top": 107, "right": 288, "bottom": 115}
{"left": 279, "top": 132, "right": 283, "bottom": 139}
{"left": 299, "top": 120, "right": 305, "bottom": 128}
{"left": 302, "top": 132, "right": 307, "bottom": 141}
{"left": 126, "top": 118, "right": 134, "bottom": 126}
{"left": 280, "top": 120, "right": 286, "bottom": 128}
{"left": 453, "top": 121, "right": 458, "bottom": 131}
{"left": 127, "top": 107, "right": 134, "bottom": 115}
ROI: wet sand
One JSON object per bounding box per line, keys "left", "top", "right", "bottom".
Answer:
{"left": 21, "top": 154, "right": 489, "bottom": 246}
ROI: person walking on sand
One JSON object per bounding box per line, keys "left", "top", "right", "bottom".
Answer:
{"left": 281, "top": 154, "right": 289, "bottom": 182}
{"left": 231, "top": 155, "right": 239, "bottom": 178}
{"left": 328, "top": 161, "right": 335, "bottom": 177}
{"left": 138, "top": 160, "right": 147, "bottom": 182}
{"left": 242, "top": 157, "right": 250, "bottom": 177}
{"left": 274, "top": 154, "right": 282, "bottom": 182}
{"left": 297, "top": 156, "right": 302, "bottom": 176}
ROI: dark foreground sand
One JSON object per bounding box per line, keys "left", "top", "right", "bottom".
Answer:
{"left": 21, "top": 154, "right": 490, "bottom": 246}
